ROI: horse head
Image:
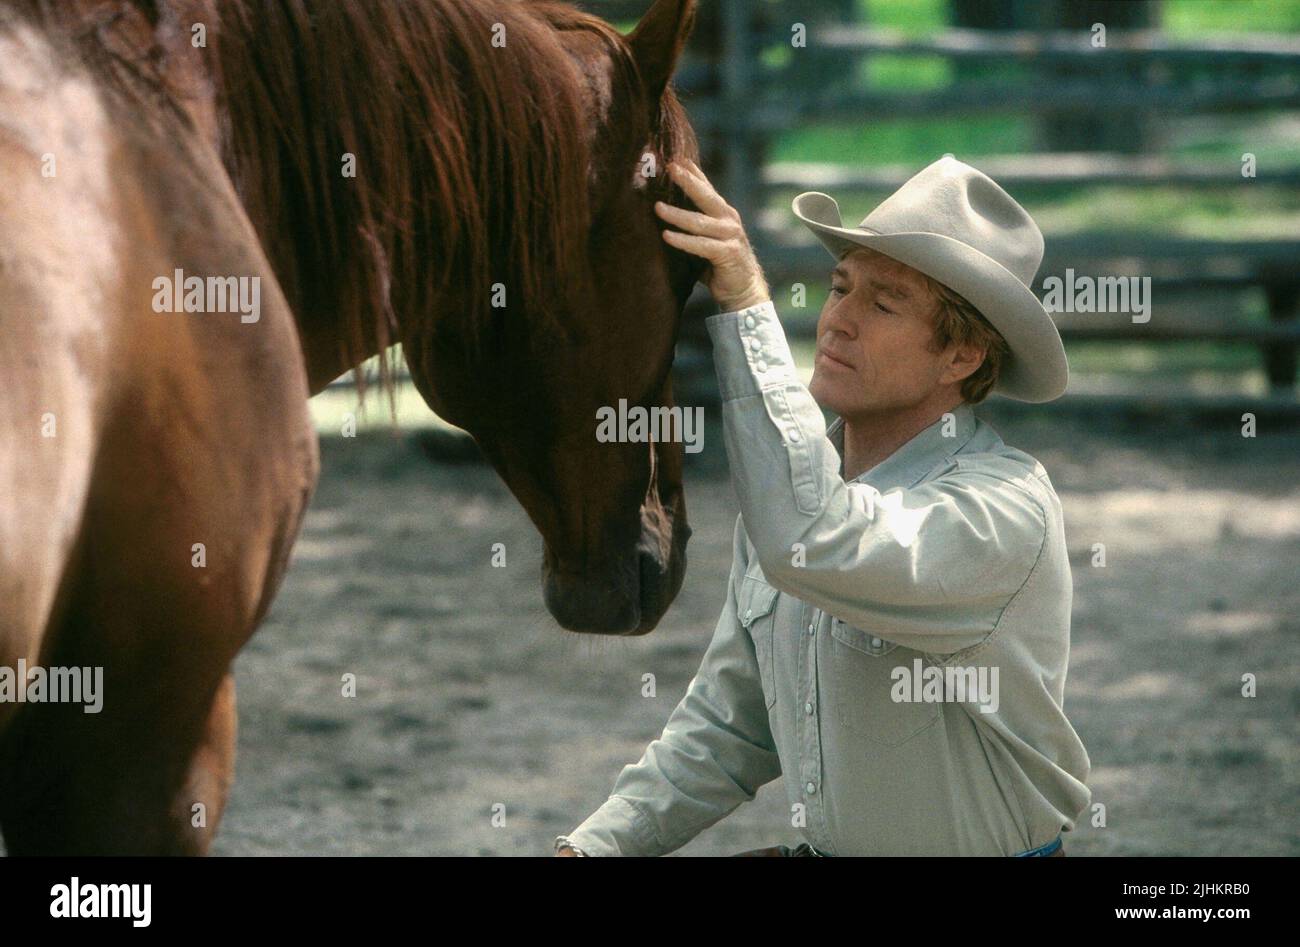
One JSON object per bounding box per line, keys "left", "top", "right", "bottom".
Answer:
{"left": 216, "top": 0, "right": 705, "bottom": 635}
{"left": 448, "top": 0, "right": 706, "bottom": 636}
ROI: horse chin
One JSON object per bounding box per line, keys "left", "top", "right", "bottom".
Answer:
{"left": 541, "top": 516, "right": 690, "bottom": 636}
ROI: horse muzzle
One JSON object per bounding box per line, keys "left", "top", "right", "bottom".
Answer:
{"left": 542, "top": 509, "right": 690, "bottom": 636}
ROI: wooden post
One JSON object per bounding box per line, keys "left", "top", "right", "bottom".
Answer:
{"left": 719, "top": 0, "right": 760, "bottom": 226}
{"left": 1263, "top": 279, "right": 1300, "bottom": 390}
{"left": 1036, "top": 0, "right": 1159, "bottom": 155}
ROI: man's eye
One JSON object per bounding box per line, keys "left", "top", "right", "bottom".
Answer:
{"left": 876, "top": 302, "right": 895, "bottom": 314}
{"left": 830, "top": 285, "right": 846, "bottom": 297}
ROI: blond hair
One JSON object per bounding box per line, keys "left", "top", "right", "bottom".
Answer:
{"left": 921, "top": 276, "right": 1009, "bottom": 405}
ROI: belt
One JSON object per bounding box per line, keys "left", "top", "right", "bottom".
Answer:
{"left": 787, "top": 834, "right": 1064, "bottom": 857}
{"left": 743, "top": 837, "right": 1066, "bottom": 858}
{"left": 1015, "top": 835, "right": 1064, "bottom": 857}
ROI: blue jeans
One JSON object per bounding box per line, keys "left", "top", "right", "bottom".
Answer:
{"left": 1014, "top": 835, "right": 1064, "bottom": 857}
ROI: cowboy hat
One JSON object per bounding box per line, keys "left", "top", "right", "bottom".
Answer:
{"left": 792, "top": 156, "right": 1067, "bottom": 403}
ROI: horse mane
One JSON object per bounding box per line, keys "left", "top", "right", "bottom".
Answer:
{"left": 212, "top": 0, "right": 693, "bottom": 392}
{"left": 8, "top": 0, "right": 695, "bottom": 394}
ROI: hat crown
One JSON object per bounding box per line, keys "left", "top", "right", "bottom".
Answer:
{"left": 859, "top": 157, "right": 1044, "bottom": 286}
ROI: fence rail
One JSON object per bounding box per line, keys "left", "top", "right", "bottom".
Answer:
{"left": 315, "top": 3, "right": 1300, "bottom": 423}
{"left": 766, "top": 155, "right": 1300, "bottom": 190}
{"left": 814, "top": 26, "right": 1300, "bottom": 63}
{"left": 571, "top": 0, "right": 1300, "bottom": 401}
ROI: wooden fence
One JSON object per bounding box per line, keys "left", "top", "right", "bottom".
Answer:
{"left": 578, "top": 0, "right": 1300, "bottom": 407}
{"left": 324, "top": 1, "right": 1300, "bottom": 413}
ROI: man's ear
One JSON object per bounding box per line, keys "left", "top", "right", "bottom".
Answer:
{"left": 627, "top": 0, "right": 697, "bottom": 110}
{"left": 948, "top": 342, "right": 989, "bottom": 385}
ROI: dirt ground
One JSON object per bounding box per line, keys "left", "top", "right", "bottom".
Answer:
{"left": 212, "top": 406, "right": 1300, "bottom": 856}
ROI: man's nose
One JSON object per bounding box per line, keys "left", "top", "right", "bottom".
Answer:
{"left": 823, "top": 299, "right": 858, "bottom": 335}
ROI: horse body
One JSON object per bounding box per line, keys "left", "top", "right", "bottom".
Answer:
{"left": 0, "top": 0, "right": 700, "bottom": 853}
{"left": 0, "top": 7, "right": 318, "bottom": 852}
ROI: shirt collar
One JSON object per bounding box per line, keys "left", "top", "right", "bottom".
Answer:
{"left": 827, "top": 402, "right": 978, "bottom": 491}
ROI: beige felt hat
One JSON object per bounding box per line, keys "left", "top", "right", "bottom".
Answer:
{"left": 792, "top": 156, "right": 1068, "bottom": 403}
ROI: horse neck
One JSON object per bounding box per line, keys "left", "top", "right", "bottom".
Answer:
{"left": 212, "top": 0, "right": 598, "bottom": 396}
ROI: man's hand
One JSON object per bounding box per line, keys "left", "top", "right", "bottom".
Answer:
{"left": 656, "top": 158, "right": 771, "bottom": 313}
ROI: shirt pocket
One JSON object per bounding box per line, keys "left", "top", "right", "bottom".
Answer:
{"left": 827, "top": 618, "right": 940, "bottom": 746}
{"left": 737, "top": 575, "right": 779, "bottom": 709}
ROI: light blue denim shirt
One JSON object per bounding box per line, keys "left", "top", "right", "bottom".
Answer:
{"left": 564, "top": 300, "right": 1090, "bottom": 856}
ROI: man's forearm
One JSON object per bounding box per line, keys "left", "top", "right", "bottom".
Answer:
{"left": 557, "top": 521, "right": 781, "bottom": 855}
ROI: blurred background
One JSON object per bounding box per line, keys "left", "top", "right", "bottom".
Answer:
{"left": 318, "top": 0, "right": 1300, "bottom": 424}
{"left": 218, "top": 0, "right": 1300, "bottom": 855}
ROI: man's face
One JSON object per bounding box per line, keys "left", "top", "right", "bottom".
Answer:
{"left": 809, "top": 247, "right": 958, "bottom": 419}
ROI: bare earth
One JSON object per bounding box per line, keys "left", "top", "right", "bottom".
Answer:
{"left": 213, "top": 407, "right": 1300, "bottom": 856}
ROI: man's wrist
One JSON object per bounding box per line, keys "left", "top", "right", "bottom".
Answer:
{"left": 714, "top": 272, "right": 772, "bottom": 314}
{"left": 717, "top": 293, "right": 771, "bottom": 315}
{"left": 554, "top": 835, "right": 589, "bottom": 856}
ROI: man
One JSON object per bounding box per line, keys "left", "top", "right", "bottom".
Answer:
{"left": 557, "top": 156, "right": 1090, "bottom": 856}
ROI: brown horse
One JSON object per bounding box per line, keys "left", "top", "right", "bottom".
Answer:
{"left": 0, "top": 0, "right": 702, "bottom": 854}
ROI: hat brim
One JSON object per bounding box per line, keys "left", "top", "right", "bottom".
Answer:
{"left": 793, "top": 192, "right": 1068, "bottom": 404}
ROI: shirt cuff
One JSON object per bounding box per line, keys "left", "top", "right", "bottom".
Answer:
{"left": 705, "top": 300, "right": 799, "bottom": 402}
{"left": 562, "top": 795, "right": 662, "bottom": 857}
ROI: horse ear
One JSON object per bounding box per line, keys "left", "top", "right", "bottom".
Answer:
{"left": 626, "top": 0, "right": 697, "bottom": 107}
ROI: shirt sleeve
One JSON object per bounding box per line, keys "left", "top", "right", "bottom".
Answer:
{"left": 562, "top": 517, "right": 782, "bottom": 856}
{"left": 705, "top": 300, "right": 1048, "bottom": 655}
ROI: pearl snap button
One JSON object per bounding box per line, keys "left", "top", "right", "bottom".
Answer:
{"left": 744, "top": 609, "right": 753, "bottom": 622}
{"left": 804, "top": 702, "right": 813, "bottom": 715}
{"left": 788, "top": 430, "right": 801, "bottom": 443}
{"left": 871, "top": 637, "right": 882, "bottom": 649}
{"left": 755, "top": 361, "right": 768, "bottom": 372}
{"left": 744, "top": 315, "right": 756, "bottom": 329}
{"left": 806, "top": 782, "right": 817, "bottom": 794}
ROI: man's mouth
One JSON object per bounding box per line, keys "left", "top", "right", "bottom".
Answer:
{"left": 816, "top": 348, "right": 855, "bottom": 371}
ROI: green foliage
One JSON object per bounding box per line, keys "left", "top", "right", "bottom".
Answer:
{"left": 771, "top": 116, "right": 1034, "bottom": 165}
{"left": 859, "top": 0, "right": 947, "bottom": 35}
{"left": 1163, "top": 0, "right": 1300, "bottom": 34}
{"left": 861, "top": 54, "right": 951, "bottom": 90}
{"left": 1026, "top": 185, "right": 1300, "bottom": 239}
